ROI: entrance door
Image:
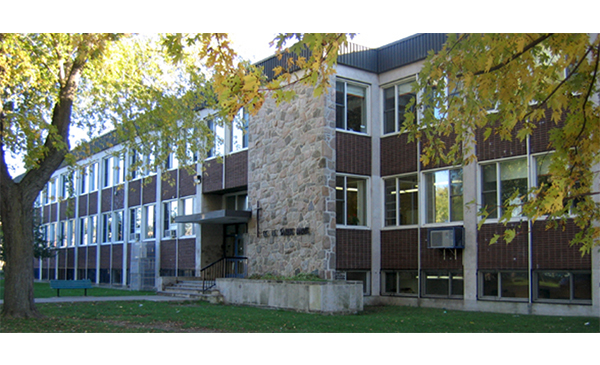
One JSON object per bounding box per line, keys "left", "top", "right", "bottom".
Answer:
{"left": 224, "top": 224, "right": 247, "bottom": 277}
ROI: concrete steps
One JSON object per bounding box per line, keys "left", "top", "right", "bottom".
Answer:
{"left": 157, "top": 279, "right": 223, "bottom": 304}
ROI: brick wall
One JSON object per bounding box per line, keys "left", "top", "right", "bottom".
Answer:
{"left": 161, "top": 170, "right": 178, "bottom": 201}
{"left": 478, "top": 222, "right": 529, "bottom": 270}
{"left": 88, "top": 192, "right": 98, "bottom": 215}
{"left": 112, "top": 244, "right": 123, "bottom": 269}
{"left": 179, "top": 169, "right": 196, "bottom": 197}
{"left": 100, "top": 245, "right": 111, "bottom": 268}
{"left": 178, "top": 238, "right": 196, "bottom": 270}
{"left": 225, "top": 150, "right": 248, "bottom": 190}
{"left": 336, "top": 132, "right": 371, "bottom": 175}
{"left": 336, "top": 229, "right": 371, "bottom": 270}
{"left": 532, "top": 220, "right": 590, "bottom": 270}
{"left": 160, "top": 241, "right": 176, "bottom": 270}
{"left": 142, "top": 176, "right": 157, "bottom": 205}
{"left": 380, "top": 134, "right": 418, "bottom": 176}
{"left": 381, "top": 229, "right": 419, "bottom": 270}
{"left": 203, "top": 159, "right": 224, "bottom": 193}
{"left": 128, "top": 180, "right": 141, "bottom": 207}
{"left": 101, "top": 188, "right": 112, "bottom": 212}
{"left": 420, "top": 228, "right": 463, "bottom": 270}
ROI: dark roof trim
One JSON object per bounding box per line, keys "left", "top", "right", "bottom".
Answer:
{"left": 174, "top": 209, "right": 252, "bottom": 224}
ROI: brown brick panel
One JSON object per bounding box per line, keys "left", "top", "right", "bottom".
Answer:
{"left": 142, "top": 176, "right": 157, "bottom": 205}
{"left": 42, "top": 205, "right": 51, "bottom": 223}
{"left": 113, "top": 187, "right": 125, "bottom": 210}
{"left": 101, "top": 188, "right": 112, "bottom": 212}
{"left": 179, "top": 168, "right": 196, "bottom": 197}
{"left": 203, "top": 159, "right": 224, "bottom": 193}
{"left": 112, "top": 244, "right": 123, "bottom": 269}
{"left": 380, "top": 134, "right": 418, "bottom": 176}
{"left": 100, "top": 245, "right": 111, "bottom": 268}
{"left": 381, "top": 229, "right": 419, "bottom": 270}
{"left": 420, "top": 227, "right": 463, "bottom": 270}
{"left": 336, "top": 132, "right": 371, "bottom": 175}
{"left": 87, "top": 246, "right": 97, "bottom": 267}
{"left": 67, "top": 248, "right": 76, "bottom": 268}
{"left": 532, "top": 220, "right": 591, "bottom": 270}
{"left": 77, "top": 247, "right": 88, "bottom": 267}
{"left": 57, "top": 249, "right": 67, "bottom": 269}
{"left": 88, "top": 192, "right": 98, "bottom": 215}
{"left": 161, "top": 241, "right": 177, "bottom": 270}
{"left": 336, "top": 229, "right": 371, "bottom": 270}
{"left": 50, "top": 203, "right": 58, "bottom": 222}
{"left": 178, "top": 238, "right": 196, "bottom": 270}
{"left": 128, "top": 180, "right": 141, "bottom": 206}
{"left": 475, "top": 122, "right": 526, "bottom": 162}
{"left": 225, "top": 150, "right": 248, "bottom": 190}
{"left": 530, "top": 109, "right": 563, "bottom": 153}
{"left": 78, "top": 196, "right": 88, "bottom": 217}
{"left": 44, "top": 256, "right": 56, "bottom": 269}
{"left": 161, "top": 169, "right": 178, "bottom": 201}
{"left": 478, "top": 222, "right": 529, "bottom": 270}
{"left": 420, "top": 132, "right": 460, "bottom": 169}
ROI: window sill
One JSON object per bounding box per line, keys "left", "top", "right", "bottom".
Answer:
{"left": 336, "top": 129, "right": 370, "bottom": 137}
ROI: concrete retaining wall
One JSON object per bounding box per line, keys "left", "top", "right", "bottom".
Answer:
{"left": 217, "top": 278, "right": 363, "bottom": 314}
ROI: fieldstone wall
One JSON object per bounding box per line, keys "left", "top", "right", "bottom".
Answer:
{"left": 247, "top": 81, "right": 337, "bottom": 279}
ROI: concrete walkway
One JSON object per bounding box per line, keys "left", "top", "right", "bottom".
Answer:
{"left": 0, "top": 295, "right": 188, "bottom": 304}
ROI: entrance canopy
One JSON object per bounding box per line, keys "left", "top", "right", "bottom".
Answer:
{"left": 174, "top": 209, "right": 251, "bottom": 225}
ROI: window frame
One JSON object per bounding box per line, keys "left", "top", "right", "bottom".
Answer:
{"left": 383, "top": 173, "right": 419, "bottom": 227}
{"left": 533, "top": 270, "right": 592, "bottom": 304}
{"left": 143, "top": 204, "right": 156, "bottom": 240}
{"left": 421, "top": 270, "right": 464, "bottom": 298}
{"left": 180, "top": 197, "right": 195, "bottom": 237}
{"left": 381, "top": 270, "right": 419, "bottom": 297}
{"left": 129, "top": 206, "right": 142, "bottom": 241}
{"left": 382, "top": 77, "right": 417, "bottom": 135}
{"left": 479, "top": 157, "right": 529, "bottom": 220}
{"left": 336, "top": 174, "right": 370, "bottom": 228}
{"left": 163, "top": 200, "right": 178, "bottom": 239}
{"left": 478, "top": 270, "right": 529, "bottom": 302}
{"left": 423, "top": 167, "right": 464, "bottom": 225}
{"left": 101, "top": 212, "right": 112, "bottom": 244}
{"left": 335, "top": 79, "right": 369, "bottom": 135}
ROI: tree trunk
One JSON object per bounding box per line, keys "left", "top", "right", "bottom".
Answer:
{"left": 1, "top": 184, "right": 41, "bottom": 318}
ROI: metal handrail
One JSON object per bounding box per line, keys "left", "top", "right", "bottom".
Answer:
{"left": 199, "top": 256, "right": 248, "bottom": 291}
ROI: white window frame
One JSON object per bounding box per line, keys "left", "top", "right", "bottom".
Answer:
{"left": 79, "top": 217, "right": 88, "bottom": 246}
{"left": 229, "top": 108, "right": 249, "bottom": 153}
{"left": 382, "top": 77, "right": 417, "bottom": 135}
{"left": 335, "top": 79, "right": 369, "bottom": 135}
{"left": 336, "top": 174, "right": 370, "bottom": 228}
{"left": 114, "top": 210, "right": 124, "bottom": 242}
{"left": 144, "top": 204, "right": 156, "bottom": 240}
{"left": 422, "top": 167, "right": 464, "bottom": 225}
{"left": 89, "top": 215, "right": 98, "bottom": 245}
{"left": 163, "top": 200, "right": 178, "bottom": 239}
{"left": 101, "top": 212, "right": 112, "bottom": 244}
{"left": 88, "top": 162, "right": 98, "bottom": 192}
{"left": 102, "top": 156, "right": 113, "bottom": 189}
{"left": 223, "top": 192, "right": 248, "bottom": 211}
{"left": 479, "top": 156, "right": 528, "bottom": 221}
{"left": 383, "top": 173, "right": 419, "bottom": 228}
{"left": 180, "top": 197, "right": 195, "bottom": 237}
{"left": 129, "top": 207, "right": 142, "bottom": 241}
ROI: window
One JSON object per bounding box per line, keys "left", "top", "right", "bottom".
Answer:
{"left": 89, "top": 215, "right": 97, "bottom": 244}
{"left": 144, "top": 204, "right": 155, "bottom": 239}
{"left": 165, "top": 152, "right": 179, "bottom": 171}
{"left": 384, "top": 174, "right": 419, "bottom": 226}
{"left": 336, "top": 80, "right": 367, "bottom": 133}
{"left": 230, "top": 109, "right": 249, "bottom": 153}
{"left": 67, "top": 219, "right": 75, "bottom": 246}
{"left": 79, "top": 217, "right": 88, "bottom": 246}
{"left": 424, "top": 168, "right": 463, "bottom": 223}
{"left": 225, "top": 192, "right": 248, "bottom": 211}
{"left": 79, "top": 168, "right": 87, "bottom": 195}
{"left": 102, "top": 156, "right": 113, "bottom": 188}
{"left": 48, "top": 223, "right": 56, "bottom": 247}
{"left": 422, "top": 270, "right": 463, "bottom": 298}
{"left": 88, "top": 162, "right": 98, "bottom": 192}
{"left": 382, "top": 271, "right": 419, "bottom": 296}
{"left": 129, "top": 207, "right": 141, "bottom": 241}
{"left": 59, "top": 221, "right": 67, "bottom": 247}
{"left": 114, "top": 155, "right": 125, "bottom": 185}
{"left": 143, "top": 152, "right": 156, "bottom": 176}
{"left": 535, "top": 271, "right": 591, "bottom": 303}
{"left": 180, "top": 197, "right": 195, "bottom": 237}
{"left": 47, "top": 179, "right": 57, "bottom": 203}
{"left": 101, "top": 213, "right": 112, "bottom": 243}
{"left": 163, "top": 201, "right": 178, "bottom": 238}
{"left": 114, "top": 210, "right": 123, "bottom": 242}
{"left": 383, "top": 79, "right": 416, "bottom": 134}
{"left": 339, "top": 271, "right": 371, "bottom": 295}
{"left": 336, "top": 175, "right": 368, "bottom": 226}
{"left": 481, "top": 158, "right": 527, "bottom": 219}
{"left": 207, "top": 118, "right": 225, "bottom": 158}
{"left": 479, "top": 270, "right": 529, "bottom": 301}
{"left": 60, "top": 173, "right": 70, "bottom": 199}
{"left": 129, "top": 149, "right": 142, "bottom": 180}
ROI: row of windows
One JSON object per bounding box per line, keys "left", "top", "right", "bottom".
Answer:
{"left": 39, "top": 197, "right": 195, "bottom": 247}
{"left": 337, "top": 154, "right": 556, "bottom": 228}
{"left": 380, "top": 270, "right": 592, "bottom": 304}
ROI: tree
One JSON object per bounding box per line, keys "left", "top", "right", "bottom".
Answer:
{"left": 404, "top": 33, "right": 600, "bottom": 253}
{"left": 0, "top": 33, "right": 350, "bottom": 318}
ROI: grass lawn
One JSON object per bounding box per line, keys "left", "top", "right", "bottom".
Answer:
{"left": 1, "top": 298, "right": 598, "bottom": 333}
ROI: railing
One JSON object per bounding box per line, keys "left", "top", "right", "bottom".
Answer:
{"left": 199, "top": 256, "right": 248, "bottom": 292}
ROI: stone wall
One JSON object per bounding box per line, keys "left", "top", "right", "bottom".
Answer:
{"left": 247, "top": 81, "right": 337, "bottom": 279}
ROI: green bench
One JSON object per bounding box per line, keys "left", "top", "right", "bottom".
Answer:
{"left": 50, "top": 279, "right": 93, "bottom": 297}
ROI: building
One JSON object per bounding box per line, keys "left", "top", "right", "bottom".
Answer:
{"left": 33, "top": 33, "right": 599, "bottom": 317}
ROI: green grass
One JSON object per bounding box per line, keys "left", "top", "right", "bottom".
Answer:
{"left": 31, "top": 281, "right": 154, "bottom": 298}
{"left": 1, "top": 299, "right": 598, "bottom": 333}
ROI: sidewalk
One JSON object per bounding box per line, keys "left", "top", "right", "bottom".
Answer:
{"left": 0, "top": 295, "right": 189, "bottom": 304}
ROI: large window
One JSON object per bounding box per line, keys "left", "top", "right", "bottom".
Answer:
{"left": 481, "top": 158, "right": 527, "bottom": 219}
{"left": 180, "top": 197, "right": 195, "bottom": 237}
{"left": 102, "top": 156, "right": 113, "bottom": 188}
{"left": 230, "top": 109, "right": 249, "bottom": 153}
{"left": 89, "top": 215, "right": 97, "bottom": 244}
{"left": 225, "top": 192, "right": 248, "bottom": 211}
{"left": 101, "top": 213, "right": 112, "bottom": 243}
{"left": 114, "top": 210, "right": 123, "bottom": 242}
{"left": 479, "top": 270, "right": 529, "bottom": 301}
{"left": 79, "top": 217, "right": 88, "bottom": 246}
{"left": 383, "top": 79, "right": 416, "bottom": 134}
{"left": 535, "top": 271, "right": 591, "bottom": 303}
{"left": 207, "top": 118, "right": 225, "bottom": 158}
{"left": 336, "top": 80, "right": 367, "bottom": 133}
{"left": 382, "top": 271, "right": 419, "bottom": 296}
{"left": 422, "top": 270, "right": 463, "bottom": 298}
{"left": 88, "top": 162, "right": 98, "bottom": 192}
{"left": 144, "top": 204, "right": 155, "bottom": 239}
{"left": 424, "top": 169, "right": 463, "bottom": 223}
{"left": 163, "top": 200, "right": 178, "bottom": 238}
{"left": 384, "top": 174, "right": 419, "bottom": 226}
{"left": 336, "top": 175, "right": 368, "bottom": 227}
{"left": 129, "top": 207, "right": 141, "bottom": 241}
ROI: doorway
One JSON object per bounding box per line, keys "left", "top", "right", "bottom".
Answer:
{"left": 223, "top": 223, "right": 247, "bottom": 277}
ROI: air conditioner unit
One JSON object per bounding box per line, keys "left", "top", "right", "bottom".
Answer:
{"left": 428, "top": 227, "right": 464, "bottom": 249}
{"left": 165, "top": 229, "right": 177, "bottom": 239}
